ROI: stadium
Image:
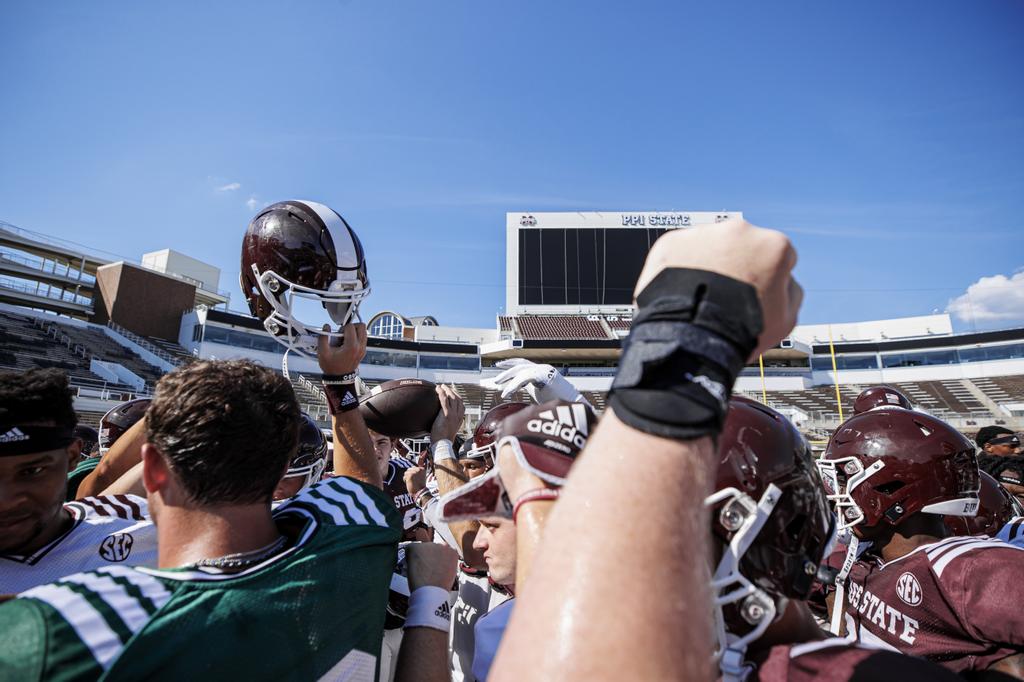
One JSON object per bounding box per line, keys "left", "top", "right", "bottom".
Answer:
{"left": 3, "top": 212, "right": 1022, "bottom": 444}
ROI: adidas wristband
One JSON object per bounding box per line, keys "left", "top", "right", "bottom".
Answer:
{"left": 609, "top": 268, "right": 762, "bottom": 440}
{"left": 403, "top": 586, "right": 452, "bottom": 632}
{"left": 322, "top": 375, "right": 359, "bottom": 415}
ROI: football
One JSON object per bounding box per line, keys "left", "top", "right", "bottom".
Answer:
{"left": 358, "top": 379, "right": 442, "bottom": 438}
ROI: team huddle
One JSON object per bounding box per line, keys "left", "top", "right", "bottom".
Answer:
{"left": 1, "top": 202, "right": 1023, "bottom": 681}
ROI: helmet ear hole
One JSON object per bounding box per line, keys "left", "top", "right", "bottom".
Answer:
{"left": 875, "top": 481, "right": 906, "bottom": 496}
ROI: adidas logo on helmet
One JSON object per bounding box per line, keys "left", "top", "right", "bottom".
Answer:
{"left": 526, "top": 404, "right": 591, "bottom": 450}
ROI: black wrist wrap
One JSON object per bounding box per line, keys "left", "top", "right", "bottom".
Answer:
{"left": 609, "top": 268, "right": 763, "bottom": 440}
{"left": 322, "top": 375, "right": 359, "bottom": 415}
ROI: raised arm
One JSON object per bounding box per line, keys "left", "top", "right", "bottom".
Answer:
{"left": 491, "top": 219, "right": 801, "bottom": 681}
{"left": 75, "top": 417, "right": 147, "bottom": 498}
{"left": 318, "top": 323, "right": 381, "bottom": 488}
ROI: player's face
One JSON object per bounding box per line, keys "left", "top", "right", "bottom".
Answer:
{"left": 0, "top": 447, "right": 76, "bottom": 555}
{"left": 459, "top": 459, "right": 488, "bottom": 480}
{"left": 473, "top": 516, "right": 517, "bottom": 586}
{"left": 369, "top": 431, "right": 393, "bottom": 477}
{"left": 986, "top": 435, "right": 1020, "bottom": 456}
{"left": 273, "top": 473, "right": 307, "bottom": 501}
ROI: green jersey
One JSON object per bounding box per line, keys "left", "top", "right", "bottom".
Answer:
{"left": 65, "top": 457, "right": 100, "bottom": 501}
{"left": 0, "top": 476, "right": 401, "bottom": 681}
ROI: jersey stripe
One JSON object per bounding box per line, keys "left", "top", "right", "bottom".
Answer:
{"left": 923, "top": 536, "right": 978, "bottom": 562}
{"left": 933, "top": 538, "right": 1024, "bottom": 577}
{"left": 332, "top": 477, "right": 390, "bottom": 527}
{"left": 316, "top": 483, "right": 372, "bottom": 525}
{"left": 789, "top": 636, "right": 873, "bottom": 658}
{"left": 304, "top": 490, "right": 359, "bottom": 526}
{"left": 98, "top": 566, "right": 172, "bottom": 614}
{"left": 22, "top": 583, "right": 127, "bottom": 669}
{"left": 60, "top": 573, "right": 154, "bottom": 635}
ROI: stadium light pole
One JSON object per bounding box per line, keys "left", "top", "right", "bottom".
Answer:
{"left": 827, "top": 324, "right": 845, "bottom": 422}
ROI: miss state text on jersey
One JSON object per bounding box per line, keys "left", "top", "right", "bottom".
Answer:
{"left": 843, "top": 535, "right": 1024, "bottom": 673}
{"left": 1, "top": 495, "right": 156, "bottom": 594}
{"left": 0, "top": 476, "right": 402, "bottom": 682}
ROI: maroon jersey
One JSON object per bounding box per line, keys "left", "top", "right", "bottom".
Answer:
{"left": 384, "top": 455, "right": 424, "bottom": 538}
{"left": 745, "top": 639, "right": 960, "bottom": 681}
{"left": 843, "top": 535, "right": 1024, "bottom": 673}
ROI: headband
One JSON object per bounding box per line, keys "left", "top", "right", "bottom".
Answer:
{"left": 0, "top": 425, "right": 75, "bottom": 457}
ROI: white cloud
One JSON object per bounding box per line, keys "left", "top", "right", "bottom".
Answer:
{"left": 947, "top": 270, "right": 1024, "bottom": 326}
{"left": 246, "top": 196, "right": 260, "bottom": 211}
{"left": 217, "top": 182, "right": 241, "bottom": 192}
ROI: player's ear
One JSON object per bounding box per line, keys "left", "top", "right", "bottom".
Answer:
{"left": 141, "top": 443, "right": 171, "bottom": 494}
{"left": 65, "top": 440, "right": 82, "bottom": 473}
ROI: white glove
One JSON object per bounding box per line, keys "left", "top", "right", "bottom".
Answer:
{"left": 481, "top": 358, "right": 589, "bottom": 406}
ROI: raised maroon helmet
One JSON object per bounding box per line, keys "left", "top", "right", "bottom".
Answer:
{"left": 282, "top": 413, "right": 329, "bottom": 489}
{"left": 819, "top": 408, "right": 980, "bottom": 530}
{"left": 465, "top": 401, "right": 531, "bottom": 465}
{"left": 853, "top": 386, "right": 913, "bottom": 415}
{"left": 708, "top": 397, "right": 835, "bottom": 669}
{"left": 945, "top": 471, "right": 1021, "bottom": 537}
{"left": 240, "top": 200, "right": 369, "bottom": 357}
{"left": 98, "top": 398, "right": 151, "bottom": 454}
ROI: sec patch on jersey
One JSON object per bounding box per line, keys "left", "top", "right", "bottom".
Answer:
{"left": 98, "top": 532, "right": 135, "bottom": 562}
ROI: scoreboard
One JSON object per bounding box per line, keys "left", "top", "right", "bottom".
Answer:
{"left": 506, "top": 211, "right": 741, "bottom": 315}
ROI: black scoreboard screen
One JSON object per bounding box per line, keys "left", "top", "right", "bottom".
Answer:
{"left": 517, "top": 228, "right": 667, "bottom": 306}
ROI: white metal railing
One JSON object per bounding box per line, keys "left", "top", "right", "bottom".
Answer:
{"left": 106, "top": 321, "right": 182, "bottom": 365}
{"left": 297, "top": 374, "right": 327, "bottom": 405}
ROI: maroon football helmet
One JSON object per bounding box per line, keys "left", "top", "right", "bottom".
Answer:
{"left": 240, "top": 200, "right": 369, "bottom": 357}
{"left": 818, "top": 408, "right": 980, "bottom": 531}
{"left": 73, "top": 425, "right": 99, "bottom": 457}
{"left": 945, "top": 471, "right": 1022, "bottom": 537}
{"left": 281, "top": 413, "right": 329, "bottom": 490}
{"left": 707, "top": 397, "right": 835, "bottom": 676}
{"left": 98, "top": 398, "right": 151, "bottom": 454}
{"left": 853, "top": 386, "right": 913, "bottom": 415}
{"left": 464, "top": 401, "right": 530, "bottom": 467}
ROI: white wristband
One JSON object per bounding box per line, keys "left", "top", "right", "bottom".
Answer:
{"left": 431, "top": 439, "right": 455, "bottom": 464}
{"left": 403, "top": 586, "right": 452, "bottom": 632}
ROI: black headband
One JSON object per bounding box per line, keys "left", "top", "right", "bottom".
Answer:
{"left": 0, "top": 425, "right": 75, "bottom": 457}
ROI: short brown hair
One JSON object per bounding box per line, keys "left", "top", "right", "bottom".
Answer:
{"left": 146, "top": 360, "right": 300, "bottom": 505}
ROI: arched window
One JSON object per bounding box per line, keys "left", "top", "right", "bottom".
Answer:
{"left": 369, "top": 313, "right": 405, "bottom": 340}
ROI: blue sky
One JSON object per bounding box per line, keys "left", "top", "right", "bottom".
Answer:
{"left": 2, "top": 1, "right": 1022, "bottom": 330}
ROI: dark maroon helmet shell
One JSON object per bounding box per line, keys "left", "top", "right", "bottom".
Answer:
{"left": 824, "top": 408, "right": 980, "bottom": 528}
{"left": 944, "top": 471, "right": 1018, "bottom": 537}
{"left": 494, "top": 400, "right": 598, "bottom": 483}
{"left": 473, "top": 401, "right": 530, "bottom": 449}
{"left": 713, "top": 396, "right": 834, "bottom": 603}
{"left": 853, "top": 386, "right": 913, "bottom": 415}
{"left": 291, "top": 413, "right": 328, "bottom": 470}
{"left": 240, "top": 200, "right": 367, "bottom": 322}
{"left": 99, "top": 398, "right": 152, "bottom": 452}
{"left": 73, "top": 425, "right": 99, "bottom": 456}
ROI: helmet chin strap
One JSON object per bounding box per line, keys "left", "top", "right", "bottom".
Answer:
{"left": 829, "top": 533, "right": 859, "bottom": 635}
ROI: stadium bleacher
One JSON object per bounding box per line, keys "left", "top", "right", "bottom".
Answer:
{"left": 514, "top": 315, "right": 610, "bottom": 340}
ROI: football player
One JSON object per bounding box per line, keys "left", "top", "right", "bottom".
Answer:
{"left": 413, "top": 398, "right": 526, "bottom": 682}
{"left": 820, "top": 406, "right": 1024, "bottom": 676}
{"left": 440, "top": 399, "right": 598, "bottom": 682}
{"left": 0, "top": 369, "right": 157, "bottom": 595}
{"left": 707, "top": 397, "right": 959, "bottom": 681}
{"left": 67, "top": 397, "right": 150, "bottom": 500}
{"left": 271, "top": 412, "right": 331, "bottom": 501}
{"left": 2, "top": 201, "right": 400, "bottom": 679}
{"left": 72, "top": 424, "right": 99, "bottom": 459}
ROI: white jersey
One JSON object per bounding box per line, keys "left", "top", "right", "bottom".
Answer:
{"left": 450, "top": 568, "right": 510, "bottom": 682}
{"left": 0, "top": 494, "right": 157, "bottom": 594}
